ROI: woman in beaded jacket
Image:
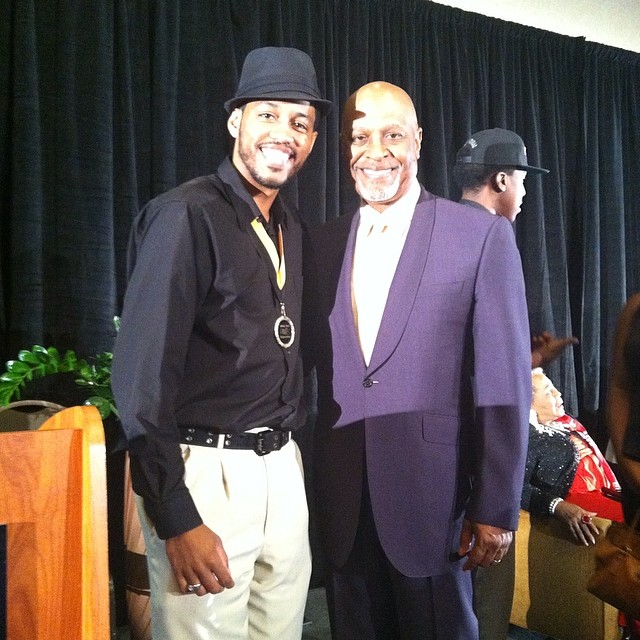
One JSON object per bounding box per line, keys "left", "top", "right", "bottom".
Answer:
{"left": 522, "top": 369, "right": 623, "bottom": 546}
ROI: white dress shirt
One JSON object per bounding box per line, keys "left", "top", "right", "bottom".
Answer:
{"left": 352, "top": 179, "right": 421, "bottom": 365}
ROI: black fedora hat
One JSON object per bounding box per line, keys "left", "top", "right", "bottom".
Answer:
{"left": 456, "top": 128, "right": 549, "bottom": 174}
{"left": 224, "top": 47, "right": 332, "bottom": 116}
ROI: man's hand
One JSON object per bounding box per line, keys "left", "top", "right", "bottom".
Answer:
{"left": 531, "top": 332, "right": 578, "bottom": 368}
{"left": 553, "top": 500, "right": 599, "bottom": 546}
{"left": 165, "top": 524, "right": 235, "bottom": 595}
{"left": 458, "top": 519, "right": 513, "bottom": 571}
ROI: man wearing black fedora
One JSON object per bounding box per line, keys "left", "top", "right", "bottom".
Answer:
{"left": 112, "top": 46, "right": 331, "bottom": 639}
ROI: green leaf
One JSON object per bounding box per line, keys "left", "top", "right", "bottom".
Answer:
{"left": 87, "top": 385, "right": 112, "bottom": 398}
{"left": 77, "top": 364, "right": 93, "bottom": 380}
{"left": 6, "top": 360, "right": 30, "bottom": 374}
{"left": 62, "top": 351, "right": 79, "bottom": 369}
{"left": 32, "top": 345, "right": 50, "bottom": 362}
{"left": 0, "top": 371, "right": 21, "bottom": 383}
{"left": 33, "top": 364, "right": 47, "bottom": 377}
{"left": 0, "top": 376, "right": 25, "bottom": 405}
{"left": 44, "top": 362, "right": 60, "bottom": 375}
{"left": 0, "top": 386, "right": 20, "bottom": 405}
{"left": 85, "top": 396, "right": 112, "bottom": 419}
{"left": 18, "top": 350, "right": 41, "bottom": 364}
{"left": 46, "top": 346, "right": 61, "bottom": 359}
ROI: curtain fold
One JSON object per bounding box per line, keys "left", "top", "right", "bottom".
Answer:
{"left": 580, "top": 43, "right": 640, "bottom": 412}
{"left": 2, "top": 0, "right": 640, "bottom": 433}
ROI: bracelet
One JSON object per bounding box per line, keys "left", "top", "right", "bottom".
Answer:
{"left": 548, "top": 497, "right": 563, "bottom": 514}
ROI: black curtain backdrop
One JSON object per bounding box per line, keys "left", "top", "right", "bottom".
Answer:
{"left": 2, "top": 0, "right": 640, "bottom": 439}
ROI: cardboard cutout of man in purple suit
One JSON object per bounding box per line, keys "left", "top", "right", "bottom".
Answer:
{"left": 304, "top": 82, "right": 532, "bottom": 639}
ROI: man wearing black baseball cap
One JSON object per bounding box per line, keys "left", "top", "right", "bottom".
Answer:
{"left": 455, "top": 129, "right": 577, "bottom": 640}
{"left": 454, "top": 129, "right": 577, "bottom": 370}
{"left": 112, "top": 47, "right": 330, "bottom": 639}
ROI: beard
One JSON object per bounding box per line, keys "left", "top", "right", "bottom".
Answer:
{"left": 236, "top": 135, "right": 299, "bottom": 190}
{"left": 354, "top": 172, "right": 401, "bottom": 203}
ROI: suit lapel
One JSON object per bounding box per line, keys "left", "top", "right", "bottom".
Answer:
{"left": 368, "top": 189, "right": 436, "bottom": 372}
{"left": 332, "top": 213, "right": 365, "bottom": 365}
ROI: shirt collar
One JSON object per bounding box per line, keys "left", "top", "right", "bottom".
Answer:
{"left": 218, "top": 157, "right": 289, "bottom": 229}
{"left": 459, "top": 198, "right": 492, "bottom": 214}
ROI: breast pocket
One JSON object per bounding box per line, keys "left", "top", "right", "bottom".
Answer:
{"left": 412, "top": 281, "right": 470, "bottom": 345}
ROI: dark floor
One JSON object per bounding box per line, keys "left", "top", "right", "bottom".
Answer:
{"left": 507, "top": 624, "right": 557, "bottom": 640}
{"left": 116, "top": 587, "right": 557, "bottom": 639}
{"left": 301, "top": 588, "right": 554, "bottom": 640}
{"left": 302, "top": 587, "right": 332, "bottom": 639}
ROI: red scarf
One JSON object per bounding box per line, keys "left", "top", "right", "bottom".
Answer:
{"left": 552, "top": 414, "right": 621, "bottom": 493}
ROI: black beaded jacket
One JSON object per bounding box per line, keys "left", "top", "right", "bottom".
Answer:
{"left": 521, "top": 422, "right": 579, "bottom": 517}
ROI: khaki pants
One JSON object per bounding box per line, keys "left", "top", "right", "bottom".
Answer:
{"left": 137, "top": 439, "right": 311, "bottom": 639}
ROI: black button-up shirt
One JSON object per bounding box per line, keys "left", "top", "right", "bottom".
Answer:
{"left": 111, "top": 158, "right": 306, "bottom": 538}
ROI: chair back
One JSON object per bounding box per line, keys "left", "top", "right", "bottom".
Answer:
{"left": 511, "top": 509, "right": 618, "bottom": 640}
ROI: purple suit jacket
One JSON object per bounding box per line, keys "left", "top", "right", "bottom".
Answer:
{"left": 305, "top": 187, "right": 531, "bottom": 578}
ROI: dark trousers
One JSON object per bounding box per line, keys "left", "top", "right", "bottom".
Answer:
{"left": 325, "top": 485, "right": 478, "bottom": 640}
{"left": 473, "top": 539, "right": 516, "bottom": 640}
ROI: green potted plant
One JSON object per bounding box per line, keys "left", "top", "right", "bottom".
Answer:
{"left": 0, "top": 318, "right": 119, "bottom": 419}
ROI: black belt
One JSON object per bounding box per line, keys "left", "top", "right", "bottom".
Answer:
{"left": 179, "top": 427, "right": 291, "bottom": 456}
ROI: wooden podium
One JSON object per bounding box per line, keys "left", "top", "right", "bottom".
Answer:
{"left": 0, "top": 405, "right": 110, "bottom": 639}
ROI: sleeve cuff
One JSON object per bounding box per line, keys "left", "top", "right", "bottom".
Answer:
{"left": 145, "top": 490, "right": 203, "bottom": 540}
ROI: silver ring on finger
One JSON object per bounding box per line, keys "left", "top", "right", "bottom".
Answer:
{"left": 187, "top": 583, "right": 202, "bottom": 593}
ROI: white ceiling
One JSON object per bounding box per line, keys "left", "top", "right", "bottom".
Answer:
{"left": 431, "top": 0, "right": 640, "bottom": 53}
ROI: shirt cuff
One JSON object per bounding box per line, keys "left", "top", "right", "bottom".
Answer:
{"left": 146, "top": 490, "right": 203, "bottom": 540}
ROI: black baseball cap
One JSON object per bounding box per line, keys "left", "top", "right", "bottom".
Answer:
{"left": 456, "top": 128, "right": 549, "bottom": 174}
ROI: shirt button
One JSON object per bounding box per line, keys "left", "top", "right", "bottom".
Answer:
{"left": 363, "top": 378, "right": 374, "bottom": 388}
